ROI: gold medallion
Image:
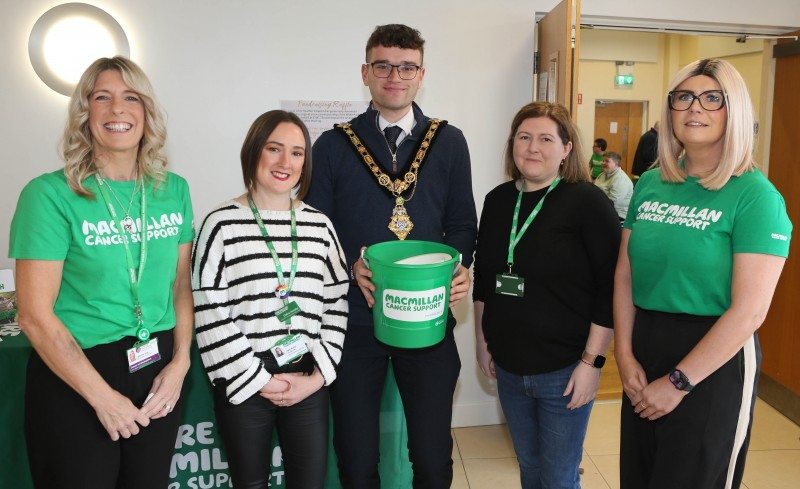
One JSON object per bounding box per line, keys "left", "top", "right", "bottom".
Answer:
{"left": 388, "top": 197, "right": 414, "bottom": 240}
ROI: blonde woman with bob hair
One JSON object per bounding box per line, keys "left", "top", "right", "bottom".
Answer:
{"left": 10, "top": 56, "right": 194, "bottom": 488}
{"left": 475, "top": 101, "right": 620, "bottom": 489}
{"left": 615, "top": 59, "right": 792, "bottom": 489}
{"left": 657, "top": 58, "right": 756, "bottom": 190}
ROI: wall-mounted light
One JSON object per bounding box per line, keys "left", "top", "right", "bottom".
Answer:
{"left": 28, "top": 3, "right": 130, "bottom": 96}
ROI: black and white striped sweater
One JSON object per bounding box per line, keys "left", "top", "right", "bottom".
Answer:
{"left": 191, "top": 200, "right": 349, "bottom": 405}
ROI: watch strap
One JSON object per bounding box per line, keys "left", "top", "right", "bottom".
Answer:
{"left": 581, "top": 351, "right": 606, "bottom": 369}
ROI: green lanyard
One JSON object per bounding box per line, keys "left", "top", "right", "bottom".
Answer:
{"left": 94, "top": 174, "right": 149, "bottom": 341}
{"left": 247, "top": 194, "right": 298, "bottom": 306}
{"left": 506, "top": 177, "right": 560, "bottom": 272}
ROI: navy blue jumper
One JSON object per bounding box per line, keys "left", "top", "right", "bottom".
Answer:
{"left": 307, "top": 101, "right": 477, "bottom": 489}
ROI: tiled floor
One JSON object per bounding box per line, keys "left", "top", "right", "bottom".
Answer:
{"left": 451, "top": 398, "right": 800, "bottom": 489}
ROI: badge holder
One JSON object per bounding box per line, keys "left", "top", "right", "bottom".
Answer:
{"left": 127, "top": 325, "right": 161, "bottom": 373}
{"left": 496, "top": 273, "right": 525, "bottom": 297}
{"left": 272, "top": 287, "right": 309, "bottom": 367}
{"left": 270, "top": 333, "right": 309, "bottom": 367}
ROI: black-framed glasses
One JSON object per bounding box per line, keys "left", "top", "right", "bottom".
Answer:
{"left": 668, "top": 90, "right": 727, "bottom": 111}
{"left": 367, "top": 62, "right": 421, "bottom": 80}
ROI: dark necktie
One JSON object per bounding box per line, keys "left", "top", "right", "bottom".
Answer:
{"left": 384, "top": 125, "right": 403, "bottom": 154}
{"left": 384, "top": 125, "right": 403, "bottom": 172}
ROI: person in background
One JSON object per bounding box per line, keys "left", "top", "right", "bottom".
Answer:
{"left": 306, "top": 23, "right": 477, "bottom": 489}
{"left": 594, "top": 151, "right": 634, "bottom": 221}
{"left": 10, "top": 56, "right": 194, "bottom": 488}
{"left": 631, "top": 121, "right": 659, "bottom": 176}
{"left": 589, "top": 137, "right": 607, "bottom": 179}
{"left": 615, "top": 59, "right": 792, "bottom": 489}
{"left": 474, "top": 101, "right": 620, "bottom": 489}
{"left": 192, "top": 110, "right": 349, "bottom": 489}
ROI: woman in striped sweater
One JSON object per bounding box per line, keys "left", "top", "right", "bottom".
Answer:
{"left": 191, "top": 110, "right": 349, "bottom": 489}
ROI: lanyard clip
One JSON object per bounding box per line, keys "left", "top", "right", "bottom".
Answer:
{"left": 135, "top": 304, "right": 143, "bottom": 326}
{"left": 507, "top": 263, "right": 513, "bottom": 274}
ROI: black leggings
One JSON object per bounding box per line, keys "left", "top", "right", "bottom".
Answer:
{"left": 214, "top": 386, "right": 329, "bottom": 489}
{"left": 25, "top": 329, "right": 182, "bottom": 489}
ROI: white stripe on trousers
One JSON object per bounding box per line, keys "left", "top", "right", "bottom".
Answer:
{"left": 725, "top": 334, "right": 756, "bottom": 489}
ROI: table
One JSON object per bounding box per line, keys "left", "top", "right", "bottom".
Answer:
{"left": 0, "top": 324, "right": 412, "bottom": 489}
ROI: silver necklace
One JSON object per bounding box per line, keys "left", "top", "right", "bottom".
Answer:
{"left": 102, "top": 170, "right": 140, "bottom": 233}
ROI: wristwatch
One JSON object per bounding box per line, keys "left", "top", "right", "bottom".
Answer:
{"left": 581, "top": 351, "right": 606, "bottom": 369}
{"left": 668, "top": 368, "right": 695, "bottom": 392}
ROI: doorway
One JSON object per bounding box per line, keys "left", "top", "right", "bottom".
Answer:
{"left": 592, "top": 100, "right": 644, "bottom": 175}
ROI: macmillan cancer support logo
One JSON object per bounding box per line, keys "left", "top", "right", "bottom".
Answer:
{"left": 82, "top": 212, "right": 185, "bottom": 246}
{"left": 636, "top": 200, "right": 723, "bottom": 231}
{"left": 382, "top": 287, "right": 446, "bottom": 322}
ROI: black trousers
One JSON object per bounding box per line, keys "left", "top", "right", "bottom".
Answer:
{"left": 620, "top": 308, "right": 760, "bottom": 489}
{"left": 25, "top": 329, "right": 182, "bottom": 489}
{"left": 330, "top": 322, "right": 461, "bottom": 489}
{"left": 214, "top": 386, "right": 329, "bottom": 489}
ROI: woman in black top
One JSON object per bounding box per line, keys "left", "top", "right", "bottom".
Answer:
{"left": 473, "top": 102, "right": 620, "bottom": 489}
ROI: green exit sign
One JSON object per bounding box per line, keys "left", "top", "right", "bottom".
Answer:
{"left": 615, "top": 75, "right": 634, "bottom": 86}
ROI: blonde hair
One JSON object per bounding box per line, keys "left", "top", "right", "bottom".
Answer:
{"left": 504, "top": 102, "right": 590, "bottom": 183}
{"left": 659, "top": 58, "right": 755, "bottom": 190}
{"left": 62, "top": 56, "right": 168, "bottom": 196}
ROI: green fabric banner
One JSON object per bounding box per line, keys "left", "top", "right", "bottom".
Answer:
{"left": 0, "top": 328, "right": 413, "bottom": 488}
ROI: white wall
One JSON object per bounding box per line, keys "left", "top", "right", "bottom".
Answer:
{"left": 2, "top": 0, "right": 799, "bottom": 427}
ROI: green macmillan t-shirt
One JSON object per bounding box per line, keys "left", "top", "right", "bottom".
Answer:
{"left": 624, "top": 168, "right": 792, "bottom": 317}
{"left": 9, "top": 170, "right": 194, "bottom": 348}
{"left": 590, "top": 153, "right": 604, "bottom": 179}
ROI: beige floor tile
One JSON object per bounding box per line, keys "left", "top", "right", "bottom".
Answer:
{"left": 589, "top": 454, "right": 620, "bottom": 489}
{"left": 453, "top": 424, "right": 515, "bottom": 459}
{"left": 742, "top": 449, "right": 800, "bottom": 489}
{"left": 451, "top": 429, "right": 461, "bottom": 460}
{"left": 584, "top": 400, "right": 622, "bottom": 456}
{"left": 448, "top": 396, "right": 800, "bottom": 488}
{"left": 451, "top": 458, "right": 469, "bottom": 489}
{"left": 749, "top": 399, "right": 800, "bottom": 450}
{"left": 580, "top": 454, "right": 612, "bottom": 489}
{"left": 462, "top": 457, "right": 520, "bottom": 489}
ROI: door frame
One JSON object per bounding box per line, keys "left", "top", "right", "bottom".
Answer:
{"left": 536, "top": 14, "right": 798, "bottom": 170}
{"left": 592, "top": 99, "right": 647, "bottom": 175}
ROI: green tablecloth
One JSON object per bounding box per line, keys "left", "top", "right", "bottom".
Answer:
{"left": 0, "top": 325, "right": 412, "bottom": 489}
{"left": 0, "top": 324, "right": 31, "bottom": 488}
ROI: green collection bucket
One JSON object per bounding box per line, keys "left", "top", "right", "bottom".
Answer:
{"left": 363, "top": 240, "right": 461, "bottom": 348}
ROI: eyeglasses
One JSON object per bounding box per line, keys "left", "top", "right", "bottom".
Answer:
{"left": 367, "top": 62, "right": 421, "bottom": 80}
{"left": 668, "top": 90, "right": 727, "bottom": 111}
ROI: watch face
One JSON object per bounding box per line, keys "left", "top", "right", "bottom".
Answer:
{"left": 594, "top": 355, "right": 606, "bottom": 368}
{"left": 670, "top": 369, "right": 688, "bottom": 390}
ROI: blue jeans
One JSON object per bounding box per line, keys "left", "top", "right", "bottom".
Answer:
{"left": 496, "top": 362, "right": 593, "bottom": 489}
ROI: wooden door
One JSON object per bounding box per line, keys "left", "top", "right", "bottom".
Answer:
{"left": 535, "top": 0, "right": 580, "bottom": 117}
{"left": 759, "top": 32, "right": 800, "bottom": 411}
{"left": 593, "top": 101, "right": 644, "bottom": 175}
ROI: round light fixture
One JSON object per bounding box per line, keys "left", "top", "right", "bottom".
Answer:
{"left": 28, "top": 3, "right": 130, "bottom": 96}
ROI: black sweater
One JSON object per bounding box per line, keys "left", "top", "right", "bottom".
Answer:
{"left": 473, "top": 180, "right": 620, "bottom": 375}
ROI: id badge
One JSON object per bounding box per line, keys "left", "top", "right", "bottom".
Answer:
{"left": 496, "top": 273, "right": 525, "bottom": 297}
{"left": 127, "top": 338, "right": 161, "bottom": 373}
{"left": 271, "top": 334, "right": 309, "bottom": 366}
{"left": 276, "top": 301, "right": 302, "bottom": 324}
